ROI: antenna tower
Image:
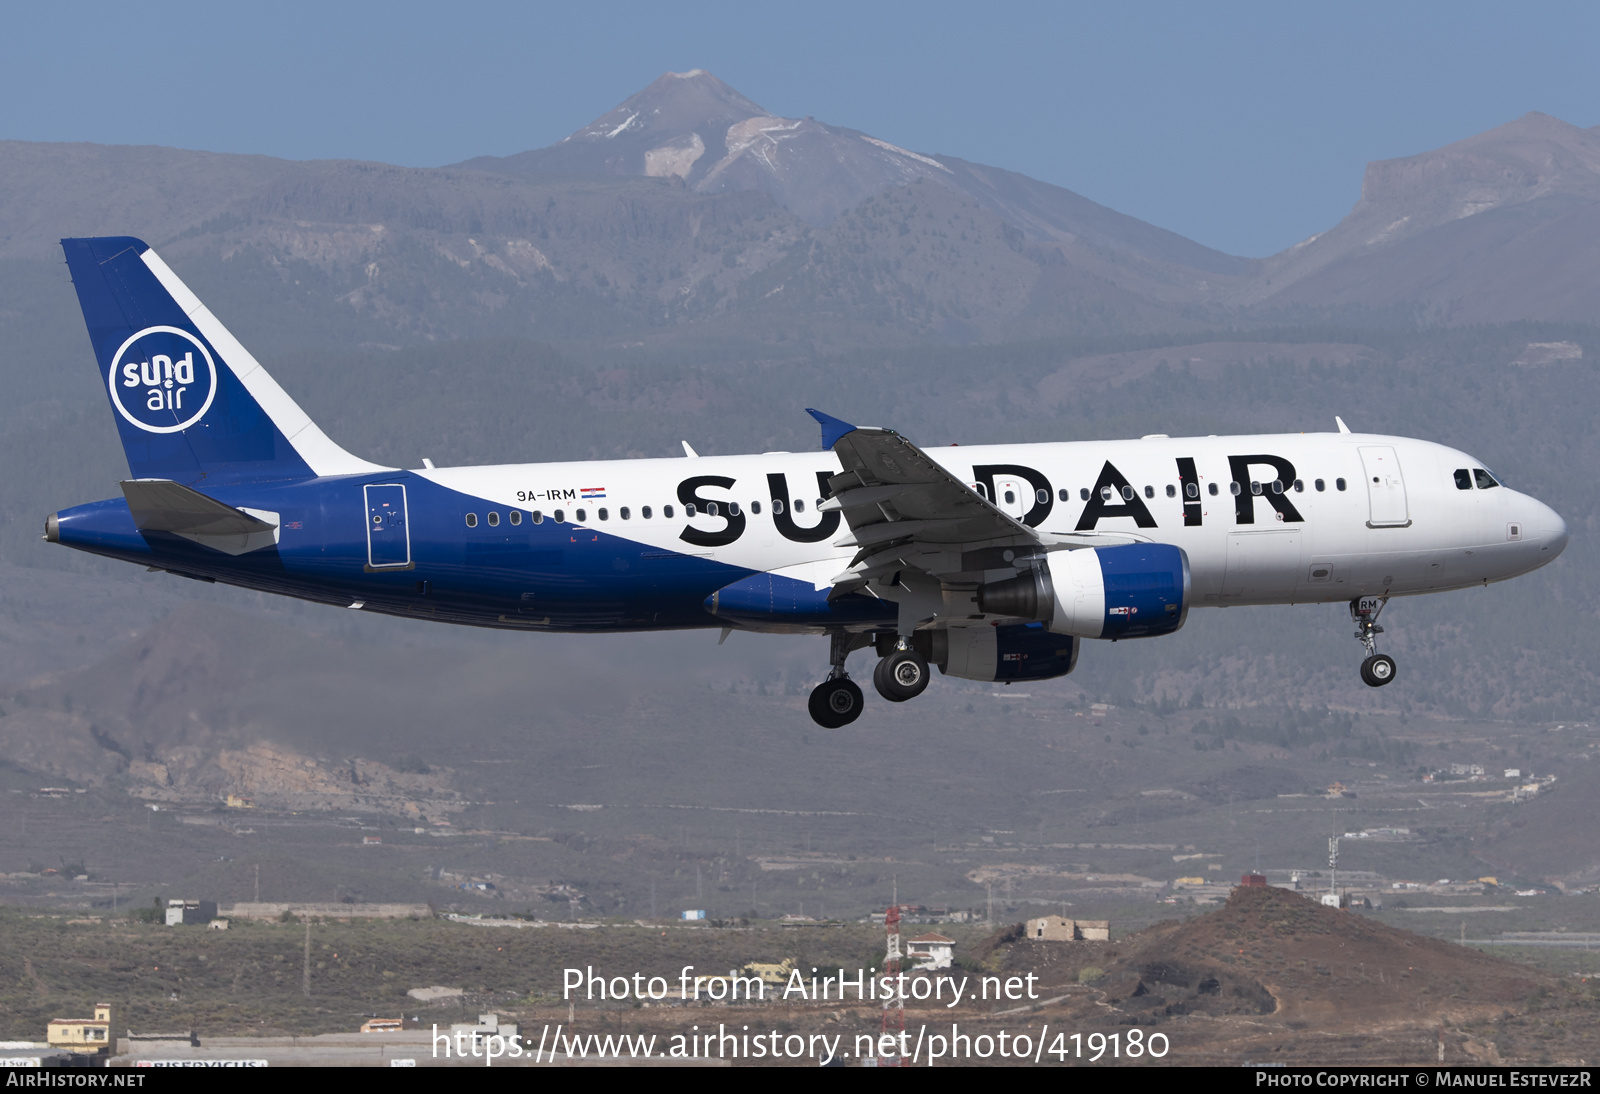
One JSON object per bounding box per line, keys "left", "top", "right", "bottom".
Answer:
{"left": 1328, "top": 835, "right": 1340, "bottom": 907}
{"left": 880, "top": 883, "right": 905, "bottom": 1066}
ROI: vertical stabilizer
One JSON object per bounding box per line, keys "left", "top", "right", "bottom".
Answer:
{"left": 61, "top": 236, "right": 387, "bottom": 483}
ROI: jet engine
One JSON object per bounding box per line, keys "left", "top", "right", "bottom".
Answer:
{"left": 977, "top": 543, "right": 1190, "bottom": 640}
{"left": 934, "top": 623, "right": 1079, "bottom": 683}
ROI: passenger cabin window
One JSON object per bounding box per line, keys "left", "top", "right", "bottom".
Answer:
{"left": 532, "top": 511, "right": 544, "bottom": 524}
{"left": 1293, "top": 479, "right": 1304, "bottom": 492}
{"left": 793, "top": 499, "right": 805, "bottom": 512}
{"left": 772, "top": 499, "right": 784, "bottom": 514}
{"left": 1271, "top": 480, "right": 1284, "bottom": 495}
{"left": 1229, "top": 482, "right": 1242, "bottom": 496}
{"left": 1208, "top": 482, "right": 1219, "bottom": 496}
{"left": 1335, "top": 478, "right": 1347, "bottom": 491}
{"left": 1186, "top": 483, "right": 1199, "bottom": 499}
{"left": 684, "top": 503, "right": 696, "bottom": 517}
{"left": 553, "top": 509, "right": 565, "bottom": 522}
{"left": 1473, "top": 468, "right": 1500, "bottom": 489}
{"left": 1003, "top": 489, "right": 1015, "bottom": 504}
{"left": 1454, "top": 468, "right": 1473, "bottom": 490}
{"left": 663, "top": 505, "right": 674, "bottom": 518}
{"left": 1250, "top": 481, "right": 1263, "bottom": 496}
{"left": 1059, "top": 488, "right": 1070, "bottom": 502}
{"left": 1080, "top": 487, "right": 1091, "bottom": 501}
{"left": 1315, "top": 479, "right": 1325, "bottom": 492}
{"left": 465, "top": 513, "right": 478, "bottom": 528}
{"left": 706, "top": 503, "right": 719, "bottom": 517}
{"left": 619, "top": 507, "right": 630, "bottom": 519}
{"left": 1036, "top": 488, "right": 1049, "bottom": 505}
{"left": 575, "top": 508, "right": 586, "bottom": 522}
{"left": 750, "top": 500, "right": 761, "bottom": 514}
{"left": 641, "top": 506, "right": 652, "bottom": 519}
{"left": 487, "top": 511, "right": 499, "bottom": 527}
{"left": 509, "top": 510, "right": 522, "bottom": 525}
{"left": 1143, "top": 485, "right": 1155, "bottom": 499}
{"left": 597, "top": 508, "right": 608, "bottom": 521}
{"left": 727, "top": 501, "right": 739, "bottom": 516}
{"left": 1166, "top": 484, "right": 1177, "bottom": 498}
{"left": 1120, "top": 485, "right": 1135, "bottom": 501}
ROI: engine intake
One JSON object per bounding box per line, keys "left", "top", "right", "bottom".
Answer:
{"left": 977, "top": 543, "right": 1190, "bottom": 640}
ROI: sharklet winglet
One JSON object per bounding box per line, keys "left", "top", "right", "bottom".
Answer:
{"left": 806, "top": 408, "right": 858, "bottom": 450}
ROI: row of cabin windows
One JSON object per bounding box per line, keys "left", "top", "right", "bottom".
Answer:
{"left": 985, "top": 479, "right": 1348, "bottom": 506}
{"left": 464, "top": 497, "right": 828, "bottom": 528}
{"left": 463, "top": 466, "right": 1501, "bottom": 527}
{"left": 465, "top": 476, "right": 1384, "bottom": 527}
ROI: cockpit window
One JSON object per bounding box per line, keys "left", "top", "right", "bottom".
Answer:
{"left": 1453, "top": 468, "right": 1473, "bottom": 490}
{"left": 1473, "top": 468, "right": 1500, "bottom": 490}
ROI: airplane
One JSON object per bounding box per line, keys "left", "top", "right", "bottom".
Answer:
{"left": 47, "top": 236, "right": 1569, "bottom": 727}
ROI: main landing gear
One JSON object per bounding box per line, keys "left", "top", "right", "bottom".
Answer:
{"left": 807, "top": 630, "right": 935, "bottom": 726}
{"left": 1351, "top": 596, "right": 1397, "bottom": 688}
{"left": 873, "top": 640, "right": 930, "bottom": 703}
{"left": 808, "top": 631, "right": 867, "bottom": 728}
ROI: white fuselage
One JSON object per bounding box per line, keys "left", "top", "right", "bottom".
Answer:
{"left": 420, "top": 430, "right": 1569, "bottom": 610}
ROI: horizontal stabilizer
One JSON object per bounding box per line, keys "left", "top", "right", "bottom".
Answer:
{"left": 120, "top": 479, "right": 280, "bottom": 556}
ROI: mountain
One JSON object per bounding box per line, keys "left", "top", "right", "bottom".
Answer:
{"left": 457, "top": 70, "right": 1247, "bottom": 277}
{"left": 1247, "top": 112, "right": 1600, "bottom": 322}
{"left": 0, "top": 146, "right": 1219, "bottom": 354}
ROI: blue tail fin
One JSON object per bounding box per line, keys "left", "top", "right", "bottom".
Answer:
{"left": 61, "top": 236, "right": 384, "bottom": 484}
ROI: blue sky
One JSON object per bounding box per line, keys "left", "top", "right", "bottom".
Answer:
{"left": 4, "top": 1, "right": 1596, "bottom": 257}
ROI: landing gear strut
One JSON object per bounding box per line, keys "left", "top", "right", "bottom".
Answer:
{"left": 808, "top": 630, "right": 867, "bottom": 727}
{"left": 873, "top": 639, "right": 930, "bottom": 703}
{"left": 1350, "top": 596, "right": 1397, "bottom": 688}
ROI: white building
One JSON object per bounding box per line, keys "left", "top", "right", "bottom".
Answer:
{"left": 449, "top": 1014, "right": 517, "bottom": 1050}
{"left": 905, "top": 933, "right": 955, "bottom": 970}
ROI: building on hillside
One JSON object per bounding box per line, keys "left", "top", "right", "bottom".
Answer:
{"left": 164, "top": 899, "right": 217, "bottom": 926}
{"left": 905, "top": 933, "right": 956, "bottom": 970}
{"left": 223, "top": 902, "right": 431, "bottom": 920}
{"left": 46, "top": 1004, "right": 116, "bottom": 1057}
{"left": 1239, "top": 873, "right": 1268, "bottom": 887}
{"left": 743, "top": 958, "right": 796, "bottom": 986}
{"left": 449, "top": 1015, "right": 517, "bottom": 1050}
{"left": 1024, "top": 915, "right": 1110, "bottom": 941}
{"left": 360, "top": 1018, "right": 407, "bottom": 1033}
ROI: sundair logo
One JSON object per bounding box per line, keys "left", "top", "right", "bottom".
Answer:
{"left": 108, "top": 326, "right": 218, "bottom": 434}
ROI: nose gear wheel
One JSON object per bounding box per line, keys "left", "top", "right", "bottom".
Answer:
{"left": 1350, "top": 597, "right": 1396, "bottom": 688}
{"left": 1360, "top": 653, "right": 1397, "bottom": 687}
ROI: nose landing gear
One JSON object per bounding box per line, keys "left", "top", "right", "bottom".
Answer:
{"left": 1351, "top": 596, "right": 1397, "bottom": 687}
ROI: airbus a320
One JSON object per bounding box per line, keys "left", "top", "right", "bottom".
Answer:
{"left": 47, "top": 237, "right": 1569, "bottom": 726}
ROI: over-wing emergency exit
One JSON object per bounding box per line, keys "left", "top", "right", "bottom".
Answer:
{"left": 48, "top": 237, "right": 1569, "bottom": 727}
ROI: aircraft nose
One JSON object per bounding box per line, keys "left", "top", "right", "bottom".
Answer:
{"left": 1534, "top": 500, "right": 1568, "bottom": 560}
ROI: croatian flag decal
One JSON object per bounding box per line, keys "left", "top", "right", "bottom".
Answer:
{"left": 580, "top": 487, "right": 607, "bottom": 499}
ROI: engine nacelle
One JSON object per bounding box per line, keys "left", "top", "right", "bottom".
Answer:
{"left": 934, "top": 623, "right": 1079, "bottom": 683}
{"left": 977, "top": 543, "right": 1190, "bottom": 640}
